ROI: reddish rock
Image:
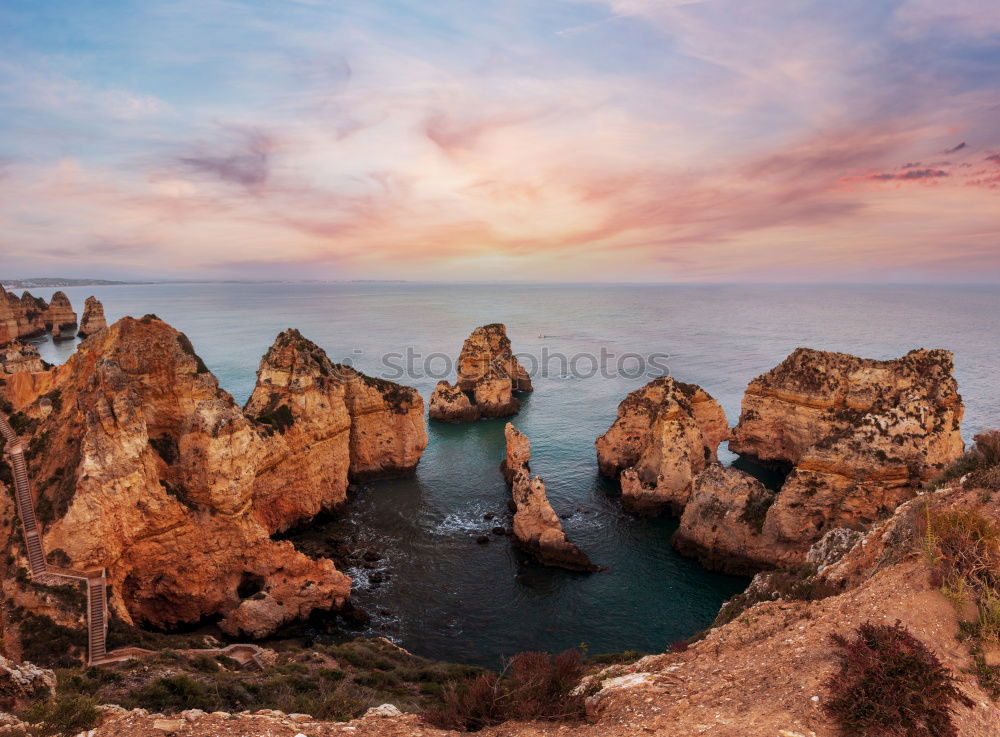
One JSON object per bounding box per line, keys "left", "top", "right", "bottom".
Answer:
{"left": 77, "top": 296, "right": 108, "bottom": 338}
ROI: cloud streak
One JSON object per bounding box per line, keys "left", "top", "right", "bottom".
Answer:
{"left": 0, "top": 0, "right": 998, "bottom": 282}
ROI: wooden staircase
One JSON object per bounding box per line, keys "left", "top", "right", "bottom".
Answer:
{"left": 1, "top": 411, "right": 267, "bottom": 669}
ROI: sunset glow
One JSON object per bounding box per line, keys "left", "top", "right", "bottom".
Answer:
{"left": 1, "top": 0, "right": 998, "bottom": 282}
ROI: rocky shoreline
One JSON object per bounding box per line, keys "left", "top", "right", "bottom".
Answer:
{"left": 2, "top": 308, "right": 997, "bottom": 736}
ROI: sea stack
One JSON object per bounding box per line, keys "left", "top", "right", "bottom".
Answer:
{"left": 504, "top": 423, "right": 596, "bottom": 571}
{"left": 671, "top": 347, "right": 965, "bottom": 573}
{"left": 501, "top": 421, "right": 531, "bottom": 483}
{"left": 77, "top": 296, "right": 108, "bottom": 337}
{"left": 596, "top": 376, "right": 729, "bottom": 516}
{"left": 46, "top": 291, "right": 78, "bottom": 339}
{"left": 429, "top": 323, "right": 532, "bottom": 422}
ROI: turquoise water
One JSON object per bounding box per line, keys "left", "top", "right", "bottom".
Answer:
{"left": 30, "top": 283, "right": 1000, "bottom": 666}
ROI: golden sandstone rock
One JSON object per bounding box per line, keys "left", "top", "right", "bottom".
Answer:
{"left": 430, "top": 324, "right": 532, "bottom": 422}
{"left": 675, "top": 348, "right": 965, "bottom": 572}
{"left": 0, "top": 317, "right": 426, "bottom": 640}
{"left": 77, "top": 296, "right": 108, "bottom": 338}
{"left": 504, "top": 423, "right": 595, "bottom": 571}
{"left": 596, "top": 376, "right": 729, "bottom": 515}
{"left": 0, "top": 287, "right": 78, "bottom": 344}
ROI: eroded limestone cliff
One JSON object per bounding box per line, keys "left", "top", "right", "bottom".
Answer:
{"left": 0, "top": 288, "right": 78, "bottom": 345}
{"left": 0, "top": 317, "right": 426, "bottom": 643}
{"left": 596, "top": 377, "right": 729, "bottom": 515}
{"left": 674, "top": 348, "right": 965, "bottom": 573}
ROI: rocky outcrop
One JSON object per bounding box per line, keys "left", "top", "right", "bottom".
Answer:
{"left": 706, "top": 348, "right": 966, "bottom": 568}
{"left": 0, "top": 288, "right": 46, "bottom": 344}
{"left": 0, "top": 318, "right": 426, "bottom": 642}
{"left": 429, "top": 380, "right": 481, "bottom": 422}
{"left": 46, "top": 291, "right": 77, "bottom": 339}
{"left": 0, "top": 655, "right": 55, "bottom": 710}
{"left": 77, "top": 296, "right": 108, "bottom": 337}
{"left": 244, "top": 329, "right": 426, "bottom": 528}
{"left": 503, "top": 423, "right": 595, "bottom": 571}
{"left": 511, "top": 471, "right": 596, "bottom": 572}
{"left": 0, "top": 288, "right": 79, "bottom": 345}
{"left": 0, "top": 342, "right": 45, "bottom": 374}
{"left": 430, "top": 324, "right": 532, "bottom": 421}
{"left": 671, "top": 464, "right": 778, "bottom": 574}
{"left": 730, "top": 347, "right": 962, "bottom": 469}
{"left": 670, "top": 348, "right": 966, "bottom": 573}
{"left": 596, "top": 377, "right": 729, "bottom": 516}
{"left": 501, "top": 422, "right": 531, "bottom": 483}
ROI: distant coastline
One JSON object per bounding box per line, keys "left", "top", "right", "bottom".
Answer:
{"left": 1, "top": 277, "right": 413, "bottom": 289}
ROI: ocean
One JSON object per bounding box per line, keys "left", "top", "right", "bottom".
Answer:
{"left": 30, "top": 282, "right": 1000, "bottom": 666}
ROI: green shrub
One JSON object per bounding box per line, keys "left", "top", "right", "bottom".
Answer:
{"left": 17, "top": 612, "right": 86, "bottom": 668}
{"left": 825, "top": 621, "right": 972, "bottom": 737}
{"left": 126, "top": 675, "right": 221, "bottom": 713}
{"left": 739, "top": 487, "right": 777, "bottom": 533}
{"left": 22, "top": 694, "right": 100, "bottom": 737}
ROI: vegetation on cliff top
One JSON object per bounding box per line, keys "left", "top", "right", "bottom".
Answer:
{"left": 824, "top": 620, "right": 973, "bottom": 737}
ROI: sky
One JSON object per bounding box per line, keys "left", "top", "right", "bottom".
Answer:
{"left": 0, "top": 0, "right": 998, "bottom": 283}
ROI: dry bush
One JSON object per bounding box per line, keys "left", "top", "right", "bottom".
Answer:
{"left": 423, "top": 649, "right": 586, "bottom": 731}
{"left": 824, "top": 621, "right": 972, "bottom": 737}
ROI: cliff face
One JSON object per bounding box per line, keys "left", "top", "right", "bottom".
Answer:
{"left": 0, "top": 288, "right": 78, "bottom": 345}
{"left": 596, "top": 377, "right": 729, "bottom": 516}
{"left": 244, "top": 329, "right": 426, "bottom": 530}
{"left": 430, "top": 324, "right": 532, "bottom": 421}
{"left": 673, "top": 348, "right": 966, "bottom": 573}
{"left": 77, "top": 296, "right": 108, "bottom": 338}
{"left": 729, "top": 347, "right": 963, "bottom": 468}
{"left": 1, "top": 318, "right": 426, "bottom": 641}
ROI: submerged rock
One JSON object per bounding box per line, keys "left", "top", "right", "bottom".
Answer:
{"left": 596, "top": 376, "right": 729, "bottom": 516}
{"left": 78, "top": 296, "right": 108, "bottom": 338}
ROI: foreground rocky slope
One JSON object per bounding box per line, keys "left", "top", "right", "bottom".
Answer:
{"left": 430, "top": 324, "right": 532, "bottom": 421}
{"left": 596, "top": 377, "right": 729, "bottom": 515}
{"left": 33, "top": 480, "right": 1000, "bottom": 736}
{"left": 0, "top": 317, "right": 426, "bottom": 646}
{"left": 675, "top": 348, "right": 965, "bottom": 573}
{"left": 504, "top": 423, "right": 596, "bottom": 571}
